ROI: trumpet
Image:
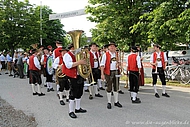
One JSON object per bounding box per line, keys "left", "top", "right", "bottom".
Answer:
{"left": 56, "top": 64, "right": 66, "bottom": 78}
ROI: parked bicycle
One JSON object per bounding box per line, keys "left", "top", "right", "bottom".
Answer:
{"left": 165, "top": 63, "right": 190, "bottom": 85}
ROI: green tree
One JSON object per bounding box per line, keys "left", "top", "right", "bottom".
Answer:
{"left": 86, "top": 0, "right": 167, "bottom": 51}
{"left": 131, "top": 0, "right": 189, "bottom": 50}
{"left": 33, "top": 5, "right": 66, "bottom": 49}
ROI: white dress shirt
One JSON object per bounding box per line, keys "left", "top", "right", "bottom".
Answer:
{"left": 34, "top": 56, "right": 41, "bottom": 70}
{"left": 63, "top": 52, "right": 74, "bottom": 69}
{"left": 90, "top": 50, "right": 99, "bottom": 68}
{"left": 150, "top": 52, "right": 167, "bottom": 67}
{"left": 100, "top": 51, "right": 117, "bottom": 70}
{"left": 53, "top": 57, "right": 60, "bottom": 69}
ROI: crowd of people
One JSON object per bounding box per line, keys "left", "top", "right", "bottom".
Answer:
{"left": 0, "top": 41, "right": 170, "bottom": 119}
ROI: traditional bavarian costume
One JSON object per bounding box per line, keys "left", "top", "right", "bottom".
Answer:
{"left": 88, "top": 43, "right": 103, "bottom": 99}
{"left": 150, "top": 44, "right": 170, "bottom": 98}
{"left": 100, "top": 42, "right": 122, "bottom": 109}
{"left": 41, "top": 48, "right": 54, "bottom": 92}
{"left": 63, "top": 44, "right": 87, "bottom": 119}
{"left": 126, "top": 46, "right": 141, "bottom": 103}
{"left": 53, "top": 47, "right": 70, "bottom": 105}
{"left": 29, "top": 49, "right": 45, "bottom": 96}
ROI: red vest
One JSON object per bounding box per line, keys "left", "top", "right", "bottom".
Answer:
{"left": 128, "top": 54, "right": 138, "bottom": 71}
{"left": 104, "top": 52, "right": 111, "bottom": 75}
{"left": 89, "top": 51, "right": 99, "bottom": 68}
{"left": 63, "top": 51, "right": 77, "bottom": 78}
{"left": 43, "top": 55, "right": 47, "bottom": 68}
{"left": 54, "top": 47, "right": 62, "bottom": 59}
{"left": 59, "top": 56, "right": 63, "bottom": 65}
{"left": 153, "top": 52, "right": 165, "bottom": 69}
{"left": 29, "top": 55, "right": 39, "bottom": 71}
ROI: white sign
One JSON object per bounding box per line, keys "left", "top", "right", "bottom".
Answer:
{"left": 49, "top": 9, "right": 85, "bottom": 20}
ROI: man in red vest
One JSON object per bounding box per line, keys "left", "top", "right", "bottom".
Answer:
{"left": 53, "top": 47, "right": 70, "bottom": 105}
{"left": 40, "top": 48, "right": 54, "bottom": 92}
{"left": 126, "top": 46, "right": 141, "bottom": 103}
{"left": 53, "top": 40, "right": 63, "bottom": 97}
{"left": 29, "top": 49, "right": 45, "bottom": 96}
{"left": 88, "top": 43, "right": 103, "bottom": 100}
{"left": 100, "top": 41, "right": 122, "bottom": 109}
{"left": 63, "top": 43, "right": 87, "bottom": 119}
{"left": 150, "top": 44, "right": 170, "bottom": 98}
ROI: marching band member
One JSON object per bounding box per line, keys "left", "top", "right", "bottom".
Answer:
{"left": 150, "top": 44, "right": 170, "bottom": 98}
{"left": 53, "top": 47, "right": 70, "bottom": 105}
{"left": 63, "top": 43, "right": 87, "bottom": 119}
{"left": 53, "top": 41, "right": 63, "bottom": 97}
{"left": 88, "top": 43, "right": 103, "bottom": 100}
{"left": 136, "top": 44, "right": 145, "bottom": 86}
{"left": 41, "top": 48, "right": 54, "bottom": 92}
{"left": 96, "top": 45, "right": 105, "bottom": 90}
{"left": 126, "top": 46, "right": 141, "bottom": 103}
{"left": 100, "top": 42, "right": 122, "bottom": 109}
{"left": 29, "top": 49, "right": 45, "bottom": 96}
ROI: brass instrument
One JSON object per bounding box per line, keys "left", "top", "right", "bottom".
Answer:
{"left": 67, "top": 30, "right": 95, "bottom": 84}
{"left": 56, "top": 64, "right": 66, "bottom": 78}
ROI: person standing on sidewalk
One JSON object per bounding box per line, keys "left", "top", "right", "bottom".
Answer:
{"left": 100, "top": 41, "right": 122, "bottom": 109}
{"left": 150, "top": 44, "right": 170, "bottom": 98}
{"left": 28, "top": 49, "right": 45, "bottom": 96}
{"left": 126, "top": 46, "right": 141, "bottom": 103}
{"left": 6, "top": 51, "right": 13, "bottom": 76}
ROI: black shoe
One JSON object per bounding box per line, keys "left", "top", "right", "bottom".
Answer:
{"left": 107, "top": 103, "right": 111, "bottom": 109}
{"left": 114, "top": 102, "right": 122, "bottom": 107}
{"left": 50, "top": 88, "right": 54, "bottom": 91}
{"left": 33, "top": 92, "right": 38, "bottom": 95}
{"left": 131, "top": 97, "right": 140, "bottom": 101}
{"left": 118, "top": 90, "right": 124, "bottom": 94}
{"left": 5, "top": 72, "right": 8, "bottom": 74}
{"left": 155, "top": 93, "right": 160, "bottom": 98}
{"left": 99, "top": 87, "right": 105, "bottom": 90}
{"left": 85, "top": 89, "right": 89, "bottom": 92}
{"left": 75, "top": 108, "right": 87, "bottom": 113}
{"left": 132, "top": 99, "right": 141, "bottom": 103}
{"left": 69, "top": 112, "right": 77, "bottom": 118}
{"left": 95, "top": 93, "right": 103, "bottom": 97}
{"left": 89, "top": 95, "right": 93, "bottom": 100}
{"left": 9, "top": 74, "right": 13, "bottom": 76}
{"left": 162, "top": 93, "right": 170, "bottom": 97}
{"left": 44, "top": 84, "right": 47, "bottom": 87}
{"left": 0, "top": 73, "right": 2, "bottom": 75}
{"left": 60, "top": 100, "right": 65, "bottom": 105}
{"left": 47, "top": 88, "right": 50, "bottom": 92}
{"left": 38, "top": 93, "right": 45, "bottom": 96}
{"left": 63, "top": 95, "right": 66, "bottom": 98}
{"left": 66, "top": 99, "right": 69, "bottom": 102}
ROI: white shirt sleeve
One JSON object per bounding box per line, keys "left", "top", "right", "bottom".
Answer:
{"left": 164, "top": 52, "right": 168, "bottom": 62}
{"left": 34, "top": 56, "right": 41, "bottom": 70}
{"left": 63, "top": 53, "right": 73, "bottom": 69}
{"left": 100, "top": 53, "right": 106, "bottom": 67}
{"left": 53, "top": 57, "right": 60, "bottom": 69}
{"left": 53, "top": 51, "right": 55, "bottom": 60}
{"left": 136, "top": 56, "right": 142, "bottom": 69}
{"left": 150, "top": 54, "right": 154, "bottom": 63}
{"left": 40, "top": 55, "right": 44, "bottom": 63}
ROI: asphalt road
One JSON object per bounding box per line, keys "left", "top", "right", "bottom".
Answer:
{"left": 0, "top": 72, "right": 190, "bottom": 127}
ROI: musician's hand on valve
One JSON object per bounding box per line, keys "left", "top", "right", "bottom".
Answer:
{"left": 78, "top": 59, "right": 86, "bottom": 65}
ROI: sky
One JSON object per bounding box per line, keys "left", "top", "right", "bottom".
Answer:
{"left": 26, "top": 0, "right": 96, "bottom": 37}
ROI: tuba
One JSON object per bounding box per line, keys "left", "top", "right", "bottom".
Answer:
{"left": 56, "top": 64, "right": 66, "bottom": 78}
{"left": 67, "top": 30, "right": 91, "bottom": 79}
